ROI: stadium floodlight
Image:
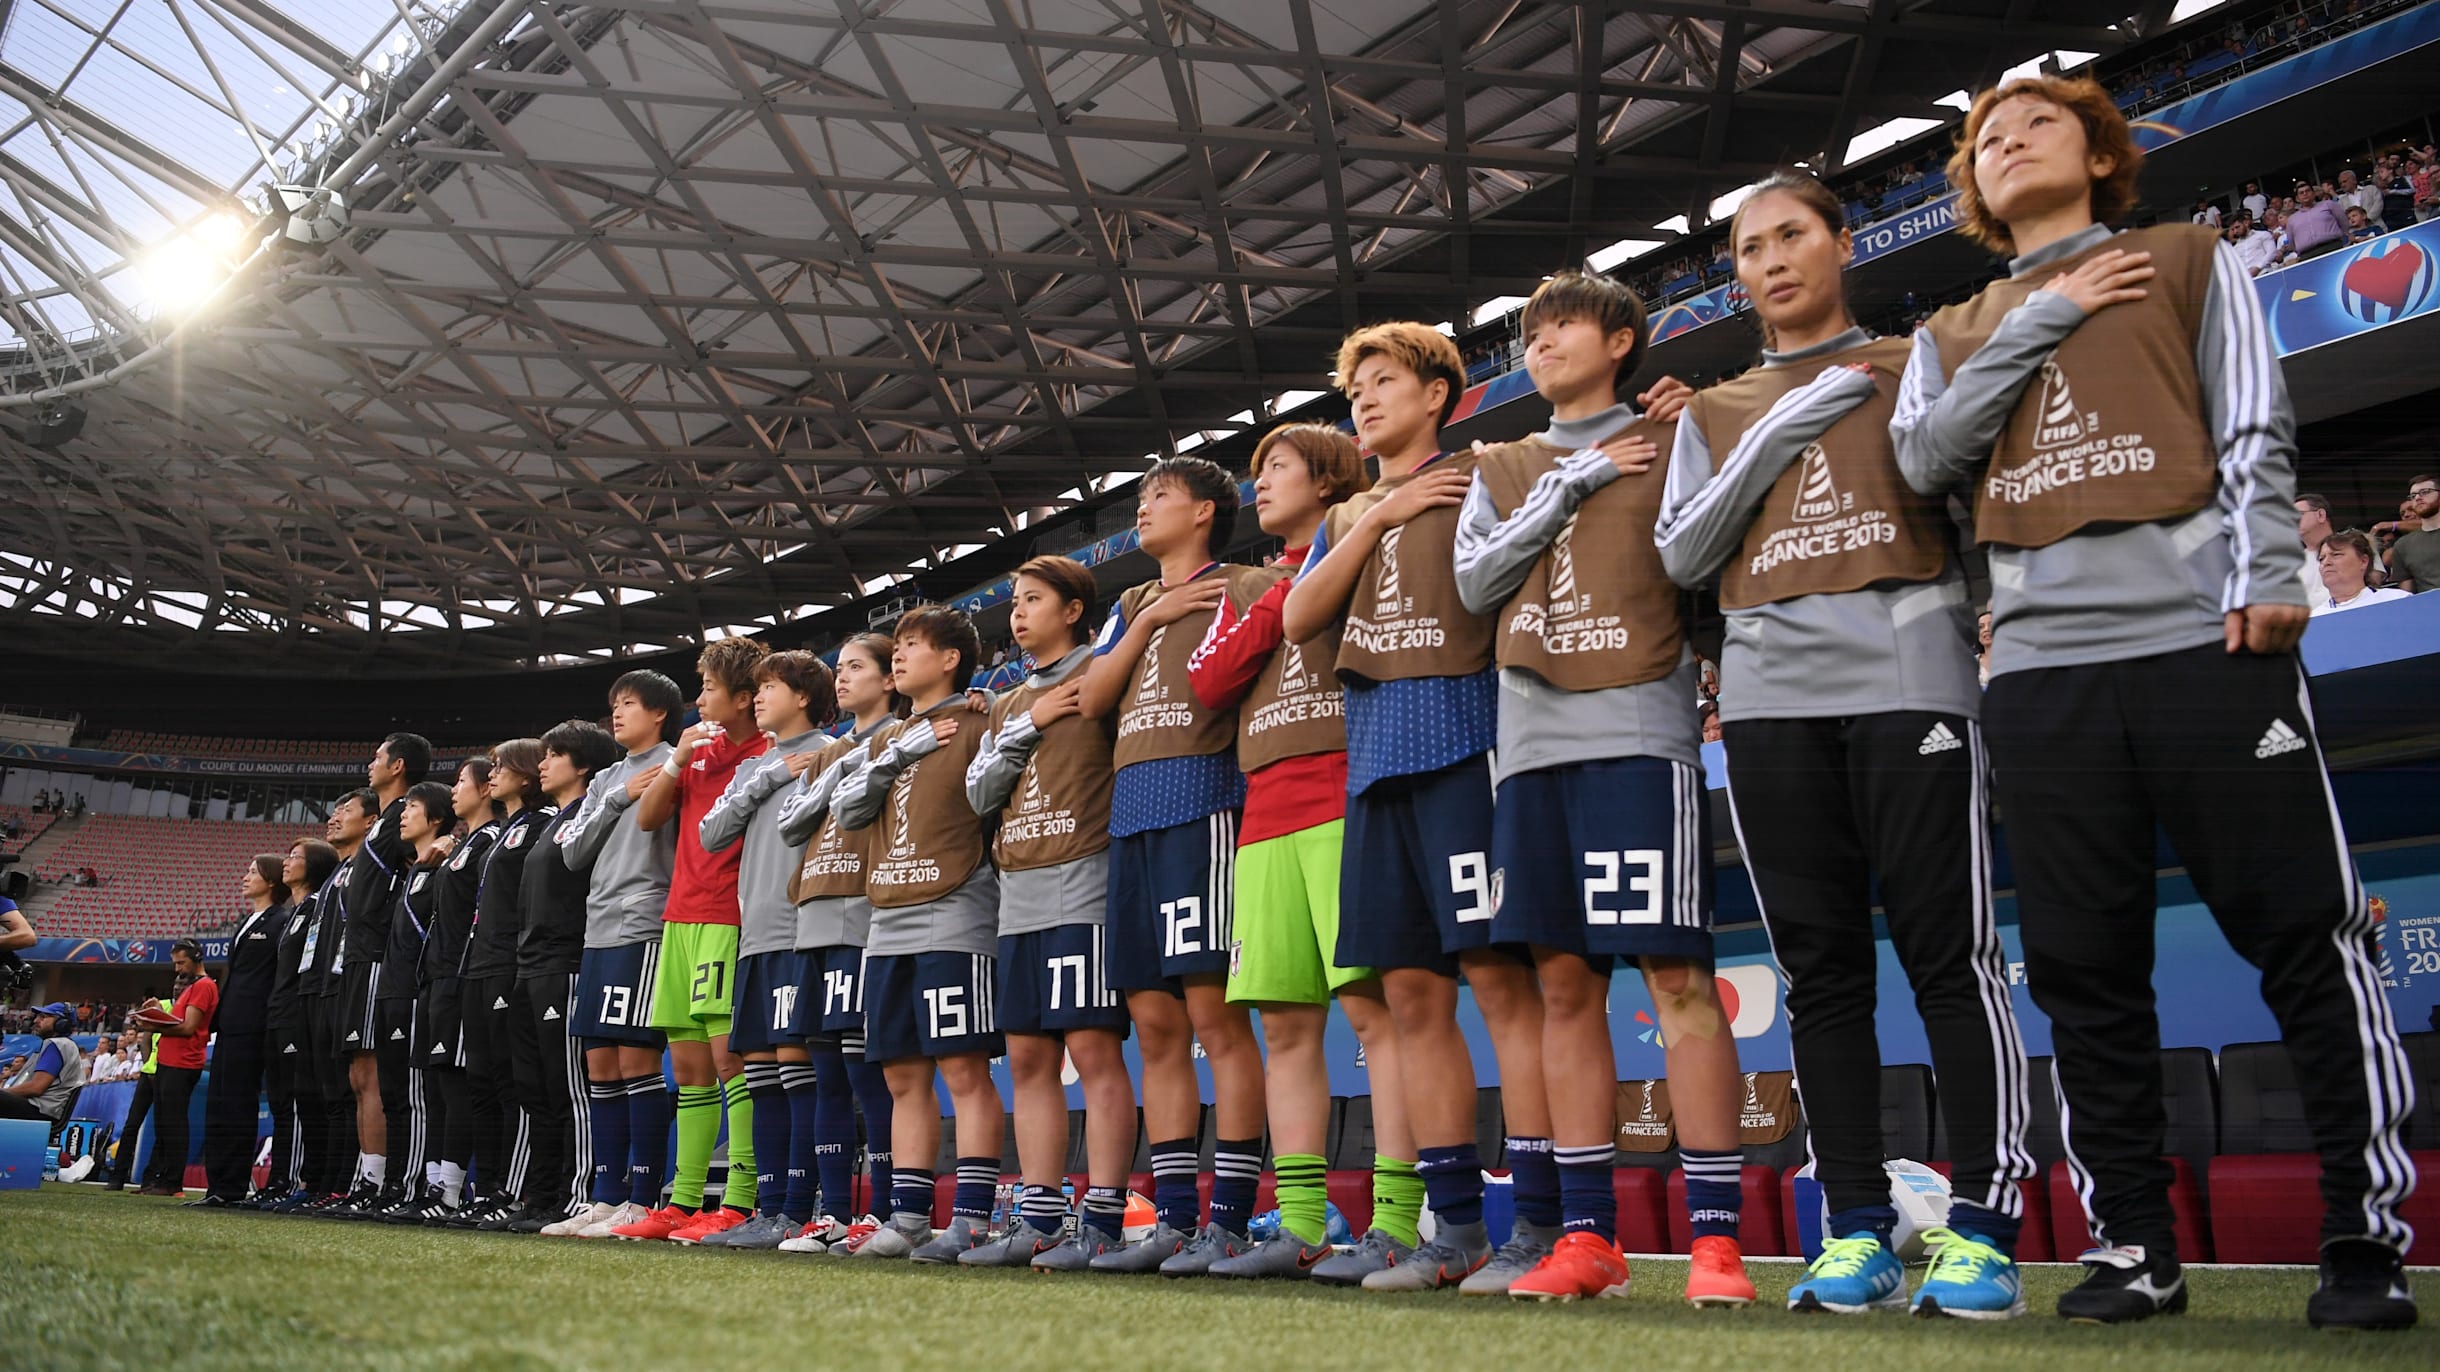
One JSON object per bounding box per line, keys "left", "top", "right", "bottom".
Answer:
{"left": 270, "top": 184, "right": 352, "bottom": 246}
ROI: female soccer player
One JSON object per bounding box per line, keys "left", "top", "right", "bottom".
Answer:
{"left": 1188, "top": 425, "right": 1424, "bottom": 1283}
{"left": 401, "top": 757, "right": 501, "bottom": 1222}
{"left": 774, "top": 633, "right": 904, "bottom": 1254}
{"left": 456, "top": 739, "right": 549, "bottom": 1230}
{"left": 1893, "top": 76, "right": 2415, "bottom": 1329}
{"left": 962, "top": 556, "right": 1137, "bottom": 1268}
{"left": 1656, "top": 168, "right": 2034, "bottom": 1318}
{"left": 370, "top": 781, "right": 458, "bottom": 1222}
{"left": 258, "top": 838, "right": 335, "bottom": 1207}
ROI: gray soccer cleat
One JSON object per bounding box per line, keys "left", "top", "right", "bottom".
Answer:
{"left": 1459, "top": 1219, "right": 1562, "bottom": 1295}
{"left": 852, "top": 1212, "right": 933, "bottom": 1259}
{"left": 1159, "top": 1222, "right": 1251, "bottom": 1277}
{"left": 1086, "top": 1220, "right": 1191, "bottom": 1272}
{"left": 1032, "top": 1226, "right": 1125, "bottom": 1271}
{"left": 1309, "top": 1227, "right": 1416, "bottom": 1288}
{"left": 708, "top": 1212, "right": 800, "bottom": 1250}
{"left": 1209, "top": 1232, "right": 1333, "bottom": 1279}
{"left": 1360, "top": 1220, "right": 1492, "bottom": 1292}
{"left": 958, "top": 1217, "right": 1065, "bottom": 1267}
{"left": 909, "top": 1214, "right": 990, "bottom": 1264}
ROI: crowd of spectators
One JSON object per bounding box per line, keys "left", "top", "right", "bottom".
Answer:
{"left": 0, "top": 996, "right": 139, "bottom": 1037}
{"left": 2301, "top": 474, "right": 2437, "bottom": 616}
{"left": 25, "top": 789, "right": 87, "bottom": 818}
{"left": 2206, "top": 144, "right": 2438, "bottom": 277}
{"left": 2105, "top": 0, "right": 2401, "bottom": 110}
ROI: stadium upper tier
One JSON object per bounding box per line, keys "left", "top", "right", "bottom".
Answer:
{"left": 96, "top": 732, "right": 485, "bottom": 768}
{"left": 25, "top": 815, "right": 320, "bottom": 940}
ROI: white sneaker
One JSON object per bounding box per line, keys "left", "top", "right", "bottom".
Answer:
{"left": 542, "top": 1201, "right": 618, "bottom": 1237}
{"left": 580, "top": 1201, "right": 647, "bottom": 1239}
{"left": 777, "top": 1217, "right": 833, "bottom": 1254}
{"left": 57, "top": 1155, "right": 94, "bottom": 1184}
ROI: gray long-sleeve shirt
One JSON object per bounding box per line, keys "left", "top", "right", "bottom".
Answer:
{"left": 555, "top": 741, "right": 676, "bottom": 948}
{"left": 1657, "top": 328, "right": 1981, "bottom": 723}
{"left": 776, "top": 716, "right": 891, "bottom": 951}
{"left": 700, "top": 727, "right": 824, "bottom": 958}
{"left": 1452, "top": 402, "right": 1698, "bottom": 783}
{"left": 1892, "top": 225, "right": 2306, "bottom": 679}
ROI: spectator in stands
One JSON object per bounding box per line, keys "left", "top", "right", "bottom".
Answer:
{"left": 2242, "top": 180, "right": 2268, "bottom": 220}
{"left": 2285, "top": 184, "right": 2345, "bottom": 260}
{"left": 88, "top": 1038, "right": 122, "bottom": 1084}
{"left": 2343, "top": 205, "right": 2377, "bottom": 244}
{"left": 1, "top": 1054, "right": 23, "bottom": 1087}
{"left": 2379, "top": 158, "right": 2417, "bottom": 231}
{"left": 2376, "top": 473, "right": 2440, "bottom": 592}
{"left": 1697, "top": 700, "right": 1722, "bottom": 744}
{"left": 2296, "top": 493, "right": 2334, "bottom": 609}
{"left": 2190, "top": 198, "right": 2221, "bottom": 228}
{"left": 2313, "top": 530, "right": 2411, "bottom": 616}
{"left": 1976, "top": 607, "right": 1994, "bottom": 686}
{"left": 2336, "top": 169, "right": 2383, "bottom": 232}
{"left": 2415, "top": 152, "right": 2439, "bottom": 222}
{"left": 132, "top": 940, "right": 216, "bottom": 1195}
{"left": 2228, "top": 214, "right": 2281, "bottom": 276}
{"left": 0, "top": 1002, "right": 82, "bottom": 1127}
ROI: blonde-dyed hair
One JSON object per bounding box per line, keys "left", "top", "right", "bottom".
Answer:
{"left": 1332, "top": 322, "right": 1466, "bottom": 425}
{"left": 1947, "top": 76, "right": 2145, "bottom": 255}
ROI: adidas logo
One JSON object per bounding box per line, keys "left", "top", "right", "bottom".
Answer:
{"left": 543, "top": 1006, "right": 561, "bottom": 1021}
{"left": 344, "top": 1031, "right": 361, "bottom": 1043}
{"left": 389, "top": 1028, "right": 406, "bottom": 1041}
{"left": 282, "top": 1044, "right": 299, "bottom": 1054}
{"left": 1918, "top": 721, "right": 1963, "bottom": 755}
{"left": 431, "top": 1043, "right": 447, "bottom": 1055}
{"left": 2255, "top": 718, "right": 2308, "bottom": 759}
{"left": 493, "top": 996, "right": 509, "bottom": 1010}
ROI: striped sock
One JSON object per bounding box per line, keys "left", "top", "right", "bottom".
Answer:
{"left": 742, "top": 1062, "right": 787, "bottom": 1217}
{"left": 1681, "top": 1147, "right": 1743, "bottom": 1242}
{"left": 1019, "top": 1183, "right": 1067, "bottom": 1230}
{"left": 1148, "top": 1139, "right": 1199, "bottom": 1232}
{"left": 845, "top": 1046, "right": 892, "bottom": 1216}
{"left": 1418, "top": 1145, "right": 1484, "bottom": 1229}
{"left": 1371, "top": 1155, "right": 1423, "bottom": 1247}
{"left": 1556, "top": 1143, "right": 1617, "bottom": 1241}
{"left": 890, "top": 1167, "right": 934, "bottom": 1222}
{"left": 1506, "top": 1135, "right": 1559, "bottom": 1228}
{"left": 1273, "top": 1152, "right": 1328, "bottom": 1246}
{"left": 720, "top": 1075, "right": 756, "bottom": 1214}
{"left": 586, "top": 1079, "right": 629, "bottom": 1204}
{"left": 1083, "top": 1185, "right": 1127, "bottom": 1239}
{"left": 953, "top": 1157, "right": 999, "bottom": 1220}
{"left": 780, "top": 1063, "right": 821, "bottom": 1221}
{"left": 808, "top": 1049, "right": 856, "bottom": 1220}
{"left": 671, "top": 1085, "right": 721, "bottom": 1210}
{"left": 1209, "top": 1138, "right": 1262, "bottom": 1234}
{"left": 624, "top": 1076, "right": 669, "bottom": 1207}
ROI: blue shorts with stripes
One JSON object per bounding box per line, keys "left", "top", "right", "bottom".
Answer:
{"left": 1488, "top": 756, "right": 1715, "bottom": 971}
{"left": 997, "top": 923, "right": 1131, "bottom": 1037}
{"left": 800, "top": 944, "right": 868, "bottom": 1036}
{"left": 730, "top": 949, "right": 814, "bottom": 1053}
{"left": 573, "top": 940, "right": 664, "bottom": 1046}
{"left": 1105, "top": 810, "right": 1238, "bottom": 993}
{"left": 860, "top": 951, "right": 1003, "bottom": 1064}
{"left": 1334, "top": 752, "right": 1498, "bottom": 976}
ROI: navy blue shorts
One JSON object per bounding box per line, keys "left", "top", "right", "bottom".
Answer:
{"left": 1336, "top": 753, "right": 1498, "bottom": 975}
{"left": 997, "top": 924, "right": 1130, "bottom": 1037}
{"left": 801, "top": 944, "right": 868, "bottom": 1037}
{"left": 1490, "top": 757, "right": 1715, "bottom": 969}
{"left": 861, "top": 951, "right": 1003, "bottom": 1064}
{"left": 572, "top": 941, "right": 664, "bottom": 1047}
{"left": 730, "top": 949, "right": 815, "bottom": 1053}
{"left": 1105, "top": 811, "right": 1238, "bottom": 993}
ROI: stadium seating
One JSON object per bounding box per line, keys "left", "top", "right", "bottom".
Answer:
{"left": 28, "top": 814, "right": 319, "bottom": 938}
{"left": 92, "top": 731, "right": 486, "bottom": 768}
{"left": 2206, "top": 1035, "right": 2440, "bottom": 1265}
{"left": 0, "top": 803, "right": 56, "bottom": 857}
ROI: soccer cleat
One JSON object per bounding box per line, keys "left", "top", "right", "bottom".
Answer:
{"left": 1788, "top": 1233, "right": 1909, "bottom": 1314}
{"left": 1685, "top": 1235, "right": 1756, "bottom": 1308}
{"left": 911, "top": 1214, "right": 991, "bottom": 1264}
{"left": 1508, "top": 1231, "right": 1632, "bottom": 1302}
{"left": 1360, "top": 1220, "right": 1491, "bottom": 1291}
{"left": 828, "top": 1214, "right": 885, "bottom": 1256}
{"left": 2057, "top": 1244, "right": 2187, "bottom": 1324}
{"left": 853, "top": 1213, "right": 935, "bottom": 1260}
{"left": 1911, "top": 1228, "right": 2026, "bottom": 1320}
{"left": 1159, "top": 1223, "right": 1251, "bottom": 1277}
{"left": 541, "top": 1201, "right": 619, "bottom": 1237}
{"left": 710, "top": 1212, "right": 801, "bottom": 1250}
{"left": 611, "top": 1204, "right": 697, "bottom": 1242}
{"left": 379, "top": 1185, "right": 444, "bottom": 1225}
{"left": 1209, "top": 1233, "right": 1333, "bottom": 1279}
{"left": 406, "top": 1190, "right": 465, "bottom": 1226}
{"left": 668, "top": 1207, "right": 749, "bottom": 1245}
{"left": 579, "top": 1201, "right": 648, "bottom": 1239}
{"left": 180, "top": 1194, "right": 238, "bottom": 1210}
{"left": 1310, "top": 1227, "right": 1416, "bottom": 1288}
{"left": 474, "top": 1203, "right": 533, "bottom": 1232}
{"left": 56, "top": 1155, "right": 94, "bottom": 1185}
{"left": 1033, "top": 1227, "right": 1125, "bottom": 1271}
{"left": 777, "top": 1221, "right": 833, "bottom": 1255}
{"left": 504, "top": 1205, "right": 558, "bottom": 1234}
{"left": 1087, "top": 1221, "right": 1191, "bottom": 1273}
{"left": 958, "top": 1217, "right": 1064, "bottom": 1267}
{"left": 1460, "top": 1220, "right": 1561, "bottom": 1296}
{"left": 2305, "top": 1239, "right": 2417, "bottom": 1331}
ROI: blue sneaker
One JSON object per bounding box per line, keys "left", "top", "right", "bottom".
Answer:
{"left": 1788, "top": 1233, "right": 1908, "bottom": 1313}
{"left": 1911, "top": 1228, "right": 2026, "bottom": 1320}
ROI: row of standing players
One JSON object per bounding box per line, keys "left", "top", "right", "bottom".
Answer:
{"left": 202, "top": 75, "right": 2413, "bottom": 1330}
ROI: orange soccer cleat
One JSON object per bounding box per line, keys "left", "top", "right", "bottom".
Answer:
{"left": 1686, "top": 1234, "right": 1757, "bottom": 1308}
{"left": 1507, "top": 1232, "right": 1633, "bottom": 1302}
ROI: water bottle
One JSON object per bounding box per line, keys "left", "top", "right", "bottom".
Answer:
{"left": 990, "top": 1181, "right": 1016, "bottom": 1235}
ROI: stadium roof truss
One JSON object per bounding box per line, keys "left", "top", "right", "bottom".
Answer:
{"left": 0, "top": 0, "right": 2136, "bottom": 672}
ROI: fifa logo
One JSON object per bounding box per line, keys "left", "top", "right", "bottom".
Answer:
{"left": 1636, "top": 1081, "right": 1658, "bottom": 1121}
{"left": 1549, "top": 517, "right": 1580, "bottom": 609}
{"left": 1374, "top": 526, "right": 1405, "bottom": 619}
{"left": 1789, "top": 444, "right": 1848, "bottom": 523}
{"left": 1742, "top": 1073, "right": 1761, "bottom": 1111}
{"left": 886, "top": 767, "right": 918, "bottom": 860}
{"left": 1019, "top": 764, "right": 1045, "bottom": 813}
{"left": 2030, "top": 361, "right": 2097, "bottom": 451}
{"left": 1138, "top": 626, "right": 1168, "bottom": 702}
{"left": 1279, "top": 639, "right": 1310, "bottom": 692}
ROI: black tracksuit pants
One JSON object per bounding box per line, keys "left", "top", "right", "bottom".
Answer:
{"left": 509, "top": 972, "right": 583, "bottom": 1216}
{"left": 143, "top": 1065, "right": 202, "bottom": 1190}
{"left": 373, "top": 999, "right": 424, "bottom": 1189}
{"left": 1985, "top": 644, "right": 2416, "bottom": 1255}
{"left": 202, "top": 1027, "right": 269, "bottom": 1200}
{"left": 305, "top": 991, "right": 356, "bottom": 1192}
{"left": 1723, "top": 710, "right": 2036, "bottom": 1230}
{"left": 462, "top": 973, "right": 525, "bottom": 1200}
{"left": 107, "top": 1073, "right": 156, "bottom": 1186}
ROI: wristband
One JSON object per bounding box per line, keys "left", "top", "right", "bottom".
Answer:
{"left": 662, "top": 758, "right": 683, "bottom": 779}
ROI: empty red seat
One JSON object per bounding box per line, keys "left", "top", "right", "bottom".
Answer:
{"left": 1614, "top": 1168, "right": 1670, "bottom": 1254}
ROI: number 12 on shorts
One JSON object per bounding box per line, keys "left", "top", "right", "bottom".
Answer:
{"left": 1583, "top": 849, "right": 1664, "bottom": 925}
{"left": 1161, "top": 896, "right": 1203, "bottom": 956}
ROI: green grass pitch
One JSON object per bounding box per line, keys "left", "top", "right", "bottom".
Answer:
{"left": 7, "top": 1185, "right": 2432, "bottom": 1371}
